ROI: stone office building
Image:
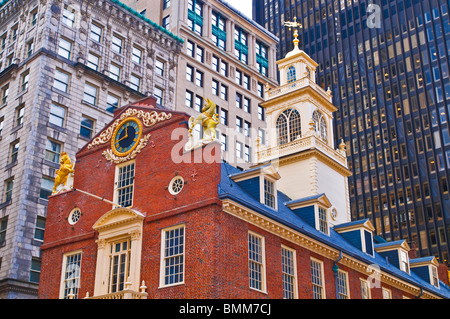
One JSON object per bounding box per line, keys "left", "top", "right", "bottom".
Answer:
{"left": 0, "top": 0, "right": 181, "bottom": 298}
{"left": 124, "top": 0, "right": 279, "bottom": 168}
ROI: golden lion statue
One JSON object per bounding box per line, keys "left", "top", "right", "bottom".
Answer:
{"left": 188, "top": 97, "right": 219, "bottom": 140}
{"left": 53, "top": 152, "right": 75, "bottom": 194}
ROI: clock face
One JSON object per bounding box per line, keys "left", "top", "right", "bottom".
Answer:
{"left": 111, "top": 117, "right": 142, "bottom": 156}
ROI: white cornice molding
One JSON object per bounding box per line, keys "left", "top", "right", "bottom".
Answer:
{"left": 221, "top": 199, "right": 442, "bottom": 299}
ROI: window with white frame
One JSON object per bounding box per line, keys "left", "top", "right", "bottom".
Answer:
{"left": 108, "top": 239, "right": 131, "bottom": 293}
{"left": 39, "top": 177, "right": 54, "bottom": 200}
{"left": 400, "top": 250, "right": 410, "bottom": 273}
{"left": 312, "top": 110, "right": 328, "bottom": 140}
{"left": 360, "top": 279, "right": 371, "bottom": 299}
{"left": 281, "top": 246, "right": 297, "bottom": 299}
{"left": 382, "top": 287, "right": 392, "bottom": 299}
{"left": 248, "top": 232, "right": 265, "bottom": 292}
{"left": 431, "top": 266, "right": 439, "bottom": 288}
{"left": 337, "top": 270, "right": 349, "bottom": 299}
{"left": 264, "top": 178, "right": 275, "bottom": 209}
{"left": 236, "top": 141, "right": 243, "bottom": 158}
{"left": 310, "top": 258, "right": 324, "bottom": 299}
{"left": 160, "top": 225, "right": 185, "bottom": 287}
{"left": 60, "top": 251, "right": 82, "bottom": 299}
{"left": 318, "top": 206, "right": 328, "bottom": 235}
{"left": 115, "top": 161, "right": 135, "bottom": 208}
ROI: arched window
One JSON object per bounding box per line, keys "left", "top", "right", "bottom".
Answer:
{"left": 276, "top": 109, "right": 302, "bottom": 145}
{"left": 287, "top": 66, "right": 296, "bottom": 83}
{"left": 306, "top": 67, "right": 311, "bottom": 79}
{"left": 312, "top": 110, "right": 327, "bottom": 140}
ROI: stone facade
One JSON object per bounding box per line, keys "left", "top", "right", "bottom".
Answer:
{"left": 123, "top": 0, "right": 279, "bottom": 169}
{"left": 0, "top": 0, "right": 181, "bottom": 298}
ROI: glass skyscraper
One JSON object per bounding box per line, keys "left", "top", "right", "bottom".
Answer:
{"left": 253, "top": 0, "right": 450, "bottom": 265}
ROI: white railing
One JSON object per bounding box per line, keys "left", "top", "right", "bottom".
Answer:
{"left": 81, "top": 280, "right": 148, "bottom": 300}
{"left": 266, "top": 77, "right": 332, "bottom": 102}
{"left": 257, "top": 134, "right": 347, "bottom": 166}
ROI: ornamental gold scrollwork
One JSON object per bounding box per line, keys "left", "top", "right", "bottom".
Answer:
{"left": 87, "top": 109, "right": 172, "bottom": 150}
{"left": 102, "top": 133, "right": 152, "bottom": 164}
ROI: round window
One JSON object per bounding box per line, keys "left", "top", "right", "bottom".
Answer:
{"left": 168, "top": 176, "right": 184, "bottom": 195}
{"left": 68, "top": 208, "right": 81, "bottom": 225}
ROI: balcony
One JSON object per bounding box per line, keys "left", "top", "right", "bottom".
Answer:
{"left": 257, "top": 134, "right": 347, "bottom": 167}
{"left": 266, "top": 76, "right": 332, "bottom": 102}
{"left": 80, "top": 280, "right": 148, "bottom": 300}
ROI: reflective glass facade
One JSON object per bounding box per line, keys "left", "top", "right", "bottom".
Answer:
{"left": 254, "top": 0, "right": 450, "bottom": 265}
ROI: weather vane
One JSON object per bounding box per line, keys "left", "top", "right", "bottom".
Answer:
{"left": 283, "top": 16, "right": 302, "bottom": 31}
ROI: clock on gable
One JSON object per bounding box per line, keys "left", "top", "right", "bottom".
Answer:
{"left": 111, "top": 117, "right": 143, "bottom": 157}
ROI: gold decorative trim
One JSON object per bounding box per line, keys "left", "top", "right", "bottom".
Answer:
{"left": 222, "top": 199, "right": 442, "bottom": 299}
{"left": 87, "top": 108, "right": 172, "bottom": 150}
{"left": 103, "top": 134, "right": 151, "bottom": 164}
{"left": 111, "top": 117, "right": 143, "bottom": 157}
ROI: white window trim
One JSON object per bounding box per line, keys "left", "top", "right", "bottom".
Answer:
{"left": 359, "top": 229, "right": 374, "bottom": 257}
{"left": 382, "top": 287, "right": 392, "bottom": 299}
{"left": 92, "top": 208, "right": 144, "bottom": 296}
{"left": 430, "top": 265, "right": 440, "bottom": 288}
{"left": 337, "top": 269, "right": 350, "bottom": 299}
{"left": 316, "top": 205, "right": 329, "bottom": 235}
{"left": 159, "top": 224, "right": 186, "bottom": 288}
{"left": 248, "top": 231, "right": 267, "bottom": 293}
{"left": 398, "top": 249, "right": 410, "bottom": 274}
{"left": 113, "top": 160, "right": 136, "bottom": 209}
{"left": 59, "top": 250, "right": 82, "bottom": 299}
{"left": 310, "top": 257, "right": 326, "bottom": 299}
{"left": 360, "top": 278, "right": 372, "bottom": 299}
{"left": 281, "top": 244, "right": 298, "bottom": 299}
{"left": 259, "top": 175, "right": 277, "bottom": 210}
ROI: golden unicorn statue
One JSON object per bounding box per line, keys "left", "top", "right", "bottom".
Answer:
{"left": 188, "top": 97, "right": 219, "bottom": 140}
{"left": 53, "top": 152, "right": 75, "bottom": 194}
{"left": 185, "top": 97, "right": 219, "bottom": 151}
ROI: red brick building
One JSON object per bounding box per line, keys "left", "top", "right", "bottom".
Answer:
{"left": 38, "top": 44, "right": 450, "bottom": 300}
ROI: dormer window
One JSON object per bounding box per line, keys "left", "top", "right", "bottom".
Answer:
{"left": 285, "top": 194, "right": 332, "bottom": 236}
{"left": 276, "top": 108, "right": 302, "bottom": 145}
{"left": 334, "top": 219, "right": 376, "bottom": 256}
{"left": 287, "top": 66, "right": 296, "bottom": 83}
{"left": 229, "top": 164, "right": 280, "bottom": 211}
{"left": 374, "top": 240, "right": 411, "bottom": 273}
{"left": 431, "top": 266, "right": 439, "bottom": 288}
{"left": 410, "top": 256, "right": 440, "bottom": 288}
{"left": 318, "top": 206, "right": 328, "bottom": 235}
{"left": 312, "top": 110, "right": 327, "bottom": 140}
{"left": 263, "top": 178, "right": 276, "bottom": 209}
{"left": 400, "top": 250, "right": 410, "bottom": 274}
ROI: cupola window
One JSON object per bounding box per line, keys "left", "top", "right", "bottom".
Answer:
{"left": 312, "top": 110, "right": 327, "bottom": 140}
{"left": 276, "top": 108, "right": 302, "bottom": 145}
{"left": 287, "top": 66, "right": 296, "bottom": 83}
